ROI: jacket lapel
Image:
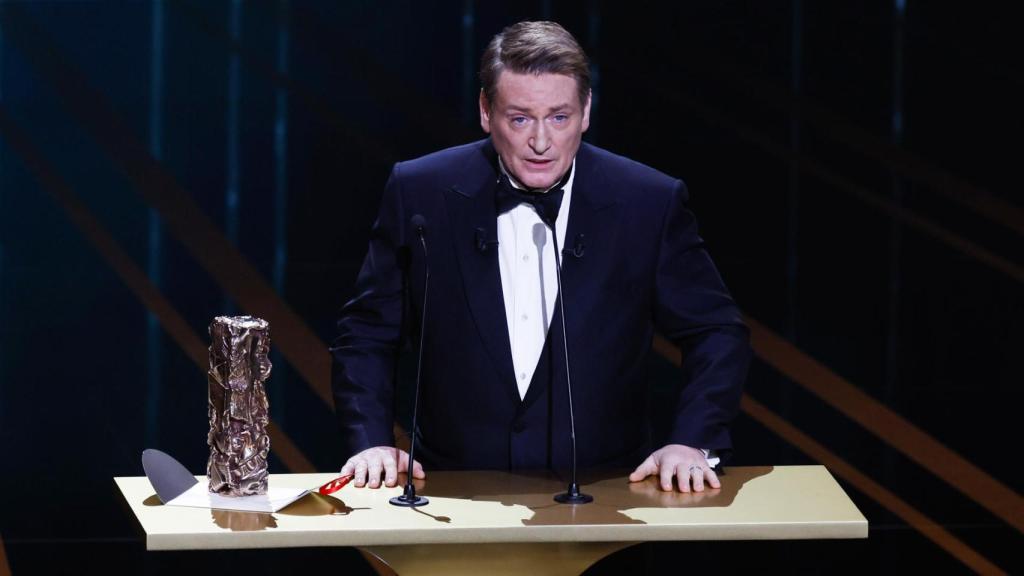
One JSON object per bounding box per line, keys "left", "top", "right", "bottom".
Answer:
{"left": 560, "top": 142, "right": 620, "bottom": 348}
{"left": 443, "top": 141, "right": 520, "bottom": 404}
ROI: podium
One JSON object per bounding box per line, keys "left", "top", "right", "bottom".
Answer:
{"left": 115, "top": 466, "right": 866, "bottom": 575}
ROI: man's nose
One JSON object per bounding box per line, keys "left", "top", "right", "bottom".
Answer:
{"left": 529, "top": 124, "right": 551, "bottom": 154}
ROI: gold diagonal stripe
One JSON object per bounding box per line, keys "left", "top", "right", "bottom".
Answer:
{"left": 738, "top": 318, "right": 1024, "bottom": 533}
{"left": 740, "top": 395, "right": 1006, "bottom": 576}
{"left": 0, "top": 532, "right": 11, "bottom": 576}
{"left": 798, "top": 153, "right": 1024, "bottom": 285}
{"left": 0, "top": 104, "right": 314, "bottom": 474}
{"left": 653, "top": 339, "right": 1006, "bottom": 574}
{"left": 657, "top": 326, "right": 1022, "bottom": 533}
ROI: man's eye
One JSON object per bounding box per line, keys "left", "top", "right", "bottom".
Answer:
{"left": 511, "top": 116, "right": 528, "bottom": 126}
{"left": 552, "top": 114, "right": 569, "bottom": 123}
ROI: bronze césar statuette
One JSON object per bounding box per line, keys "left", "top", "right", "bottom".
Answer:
{"left": 207, "top": 315, "right": 272, "bottom": 496}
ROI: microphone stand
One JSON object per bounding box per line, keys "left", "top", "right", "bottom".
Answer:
{"left": 549, "top": 219, "right": 593, "bottom": 505}
{"left": 391, "top": 219, "right": 429, "bottom": 507}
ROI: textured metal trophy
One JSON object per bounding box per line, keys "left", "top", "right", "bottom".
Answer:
{"left": 207, "top": 316, "right": 272, "bottom": 496}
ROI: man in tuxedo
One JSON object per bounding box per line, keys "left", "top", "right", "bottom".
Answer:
{"left": 330, "top": 21, "right": 750, "bottom": 493}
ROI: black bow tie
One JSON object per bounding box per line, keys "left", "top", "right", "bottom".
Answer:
{"left": 494, "top": 165, "right": 572, "bottom": 227}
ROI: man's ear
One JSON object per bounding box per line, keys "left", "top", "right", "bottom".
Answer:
{"left": 581, "top": 89, "right": 592, "bottom": 133}
{"left": 479, "top": 89, "right": 492, "bottom": 134}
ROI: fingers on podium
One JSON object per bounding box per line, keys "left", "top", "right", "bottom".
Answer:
{"left": 672, "top": 462, "right": 691, "bottom": 493}
{"left": 352, "top": 459, "right": 369, "bottom": 487}
{"left": 690, "top": 466, "right": 706, "bottom": 492}
{"left": 705, "top": 467, "right": 721, "bottom": 489}
{"left": 369, "top": 450, "right": 393, "bottom": 488}
{"left": 343, "top": 447, "right": 423, "bottom": 488}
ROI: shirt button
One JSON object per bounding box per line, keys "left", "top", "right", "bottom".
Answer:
{"left": 521, "top": 314, "right": 528, "bottom": 321}
{"left": 522, "top": 254, "right": 529, "bottom": 262}
{"left": 519, "top": 372, "right": 527, "bottom": 380}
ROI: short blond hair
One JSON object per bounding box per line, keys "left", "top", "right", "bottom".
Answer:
{"left": 480, "top": 21, "right": 591, "bottom": 108}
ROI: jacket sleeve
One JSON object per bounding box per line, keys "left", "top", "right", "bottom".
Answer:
{"left": 330, "top": 164, "right": 407, "bottom": 460}
{"left": 652, "top": 179, "right": 751, "bottom": 462}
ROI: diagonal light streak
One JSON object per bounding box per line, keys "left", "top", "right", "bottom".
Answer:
{"left": 0, "top": 104, "right": 314, "bottom": 474}
{"left": 654, "top": 338, "right": 1007, "bottom": 574}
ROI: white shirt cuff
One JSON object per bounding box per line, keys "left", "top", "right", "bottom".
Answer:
{"left": 702, "top": 449, "right": 721, "bottom": 468}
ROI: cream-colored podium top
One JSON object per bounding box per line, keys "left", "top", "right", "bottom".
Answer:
{"left": 115, "top": 466, "right": 867, "bottom": 551}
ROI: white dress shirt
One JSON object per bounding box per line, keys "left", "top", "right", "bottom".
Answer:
{"left": 496, "top": 158, "right": 573, "bottom": 400}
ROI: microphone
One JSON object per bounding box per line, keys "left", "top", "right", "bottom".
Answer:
{"left": 411, "top": 214, "right": 426, "bottom": 236}
{"left": 475, "top": 227, "right": 499, "bottom": 253}
{"left": 545, "top": 224, "right": 593, "bottom": 505}
{"left": 563, "top": 234, "right": 585, "bottom": 258}
{"left": 391, "top": 214, "right": 430, "bottom": 507}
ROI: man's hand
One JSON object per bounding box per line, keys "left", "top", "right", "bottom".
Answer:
{"left": 340, "top": 446, "right": 425, "bottom": 488}
{"left": 628, "top": 444, "right": 720, "bottom": 492}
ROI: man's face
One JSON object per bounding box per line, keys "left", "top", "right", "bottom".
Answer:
{"left": 480, "top": 71, "right": 591, "bottom": 190}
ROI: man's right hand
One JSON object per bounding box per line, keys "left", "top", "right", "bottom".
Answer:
{"left": 340, "top": 446, "right": 426, "bottom": 488}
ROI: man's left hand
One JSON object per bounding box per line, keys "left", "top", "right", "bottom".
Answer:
{"left": 628, "top": 444, "right": 720, "bottom": 492}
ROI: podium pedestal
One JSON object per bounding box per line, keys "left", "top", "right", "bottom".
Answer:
{"left": 360, "top": 542, "right": 636, "bottom": 576}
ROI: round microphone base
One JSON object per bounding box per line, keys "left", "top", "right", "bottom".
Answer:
{"left": 389, "top": 494, "right": 429, "bottom": 507}
{"left": 554, "top": 492, "right": 593, "bottom": 504}
{"left": 554, "top": 483, "right": 594, "bottom": 505}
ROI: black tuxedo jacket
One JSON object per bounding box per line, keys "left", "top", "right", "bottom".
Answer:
{"left": 331, "top": 139, "right": 750, "bottom": 471}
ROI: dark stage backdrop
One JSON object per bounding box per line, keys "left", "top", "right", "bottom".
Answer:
{"left": 0, "top": 1, "right": 1020, "bottom": 574}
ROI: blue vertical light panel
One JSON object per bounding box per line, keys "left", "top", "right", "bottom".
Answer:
{"left": 224, "top": 0, "right": 242, "bottom": 314}
{"left": 881, "top": 0, "right": 908, "bottom": 480}
{"left": 270, "top": 0, "right": 290, "bottom": 423}
{"left": 145, "top": 0, "right": 166, "bottom": 447}
{"left": 885, "top": 0, "right": 907, "bottom": 404}
{"left": 461, "top": 0, "right": 475, "bottom": 125}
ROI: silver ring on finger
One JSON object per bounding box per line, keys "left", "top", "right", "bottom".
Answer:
{"left": 688, "top": 465, "right": 703, "bottom": 474}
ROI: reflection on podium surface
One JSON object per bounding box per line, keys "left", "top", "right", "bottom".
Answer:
{"left": 212, "top": 493, "right": 365, "bottom": 532}
{"left": 211, "top": 509, "right": 278, "bottom": 531}
{"left": 388, "top": 466, "right": 773, "bottom": 526}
